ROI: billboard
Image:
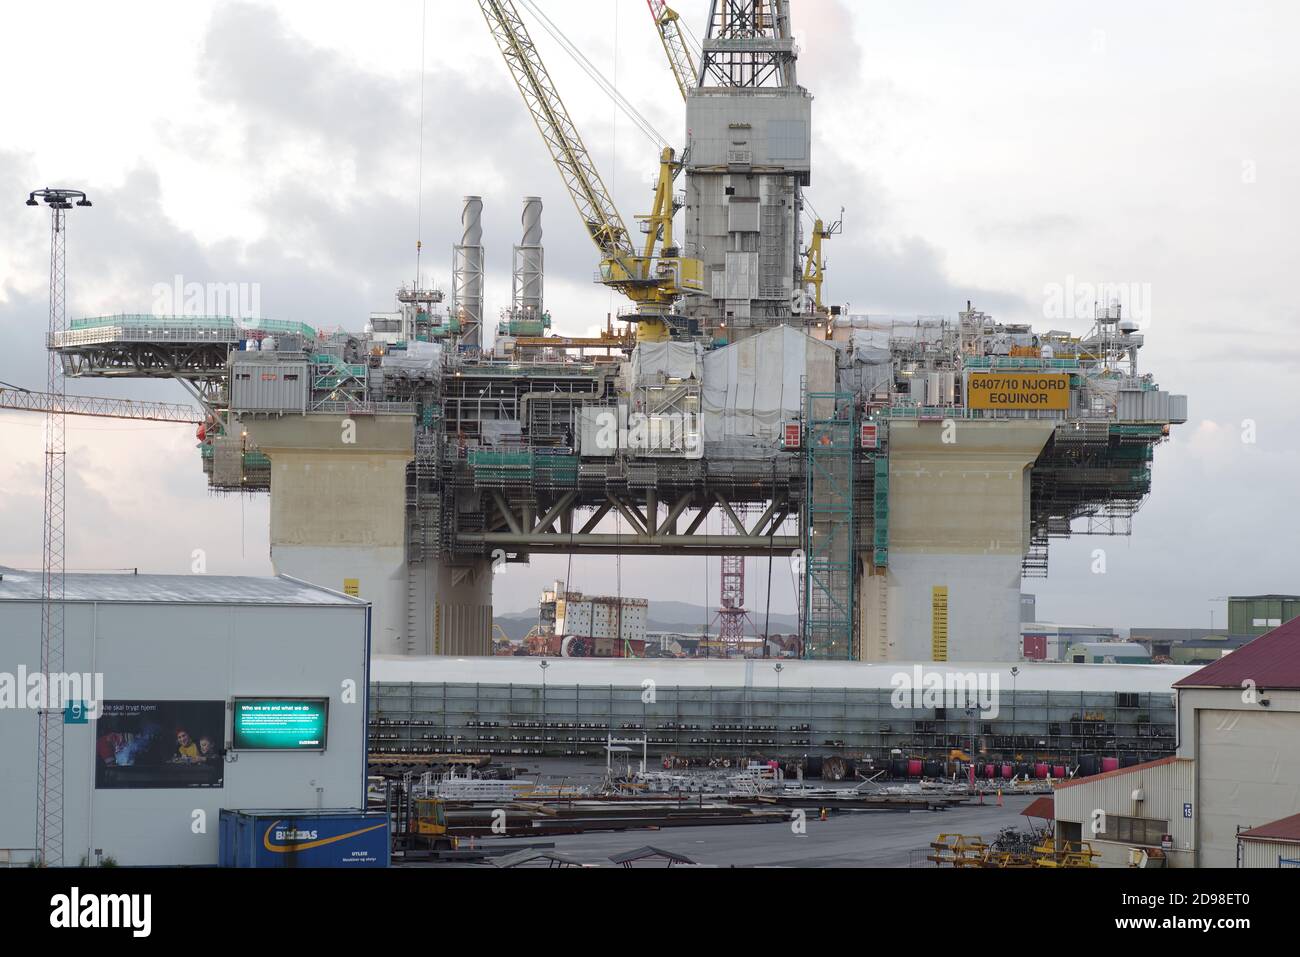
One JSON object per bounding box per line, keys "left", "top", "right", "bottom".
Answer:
{"left": 95, "top": 700, "right": 225, "bottom": 790}
{"left": 967, "top": 372, "right": 1071, "bottom": 411}
{"left": 231, "top": 698, "right": 329, "bottom": 751}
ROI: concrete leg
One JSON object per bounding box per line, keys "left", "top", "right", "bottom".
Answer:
{"left": 864, "top": 419, "right": 1054, "bottom": 662}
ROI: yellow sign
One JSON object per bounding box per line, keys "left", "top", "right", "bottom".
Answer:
{"left": 932, "top": 586, "right": 949, "bottom": 662}
{"left": 967, "top": 372, "right": 1070, "bottom": 410}
{"left": 343, "top": 578, "right": 360, "bottom": 597}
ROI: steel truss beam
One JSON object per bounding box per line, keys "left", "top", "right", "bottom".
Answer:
{"left": 470, "top": 489, "right": 796, "bottom": 556}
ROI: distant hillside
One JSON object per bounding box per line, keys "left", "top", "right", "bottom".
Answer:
{"left": 495, "top": 600, "right": 799, "bottom": 641}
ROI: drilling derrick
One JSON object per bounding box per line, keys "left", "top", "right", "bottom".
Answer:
{"left": 684, "top": 0, "right": 811, "bottom": 339}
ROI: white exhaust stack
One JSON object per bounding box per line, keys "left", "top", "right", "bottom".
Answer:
{"left": 452, "top": 195, "right": 484, "bottom": 347}
{"left": 512, "top": 196, "right": 544, "bottom": 323}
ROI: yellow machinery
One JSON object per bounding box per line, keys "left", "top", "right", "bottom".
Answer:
{"left": 802, "top": 211, "right": 843, "bottom": 315}
{"left": 479, "top": 0, "right": 703, "bottom": 343}
{"left": 929, "top": 832, "right": 1099, "bottom": 868}
{"left": 413, "top": 797, "right": 455, "bottom": 848}
{"left": 646, "top": 0, "right": 698, "bottom": 101}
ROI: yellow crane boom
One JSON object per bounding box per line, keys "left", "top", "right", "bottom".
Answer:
{"left": 802, "top": 209, "right": 843, "bottom": 314}
{"left": 479, "top": 0, "right": 702, "bottom": 342}
{"left": 647, "top": 0, "right": 698, "bottom": 101}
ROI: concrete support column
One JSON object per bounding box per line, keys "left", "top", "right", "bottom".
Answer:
{"left": 242, "top": 413, "right": 495, "bottom": 658}
{"left": 408, "top": 559, "right": 494, "bottom": 656}
{"left": 861, "top": 419, "right": 1053, "bottom": 662}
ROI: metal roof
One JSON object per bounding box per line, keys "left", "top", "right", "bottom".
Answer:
{"left": 373, "top": 655, "right": 1196, "bottom": 692}
{"left": 1053, "top": 756, "right": 1191, "bottom": 790}
{"left": 1021, "top": 796, "right": 1054, "bottom": 820}
{"left": 608, "top": 846, "right": 695, "bottom": 866}
{"left": 492, "top": 849, "right": 587, "bottom": 868}
{"left": 1173, "top": 616, "right": 1300, "bottom": 691}
{"left": 1065, "top": 641, "right": 1150, "bottom": 655}
{"left": 0, "top": 567, "right": 365, "bottom": 607}
{"left": 1238, "top": 813, "right": 1300, "bottom": 845}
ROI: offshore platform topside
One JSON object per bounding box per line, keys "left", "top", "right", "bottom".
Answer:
{"left": 48, "top": 0, "right": 1186, "bottom": 662}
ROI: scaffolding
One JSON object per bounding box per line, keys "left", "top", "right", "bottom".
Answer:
{"left": 802, "top": 391, "right": 856, "bottom": 660}
{"left": 872, "top": 454, "right": 889, "bottom": 567}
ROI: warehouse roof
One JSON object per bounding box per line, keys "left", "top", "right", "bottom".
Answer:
{"left": 373, "top": 655, "right": 1196, "bottom": 693}
{"left": 0, "top": 567, "right": 365, "bottom": 606}
{"left": 1053, "top": 756, "right": 1190, "bottom": 790}
{"left": 1021, "top": 796, "right": 1054, "bottom": 820}
{"left": 1172, "top": 617, "right": 1300, "bottom": 690}
{"left": 1065, "top": 641, "right": 1150, "bottom": 656}
{"left": 1238, "top": 813, "right": 1300, "bottom": 845}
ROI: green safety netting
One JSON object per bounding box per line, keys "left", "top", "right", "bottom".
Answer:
{"left": 71, "top": 315, "right": 318, "bottom": 339}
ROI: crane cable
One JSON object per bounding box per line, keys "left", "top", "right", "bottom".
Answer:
{"left": 516, "top": 0, "right": 668, "bottom": 150}
{"left": 414, "top": 0, "right": 428, "bottom": 287}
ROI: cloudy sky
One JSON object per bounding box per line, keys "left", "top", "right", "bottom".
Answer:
{"left": 1, "top": 1, "right": 1296, "bottom": 628}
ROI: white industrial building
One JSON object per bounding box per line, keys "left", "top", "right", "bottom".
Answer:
{"left": 555, "top": 593, "right": 648, "bottom": 644}
{"left": 1236, "top": 814, "right": 1300, "bottom": 868}
{"left": 1053, "top": 757, "right": 1196, "bottom": 867}
{"left": 1051, "top": 616, "right": 1300, "bottom": 867}
{"left": 374, "top": 654, "right": 1194, "bottom": 692}
{"left": 0, "top": 567, "right": 370, "bottom": 867}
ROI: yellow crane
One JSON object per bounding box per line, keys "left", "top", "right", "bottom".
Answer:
{"left": 802, "top": 209, "right": 843, "bottom": 315}
{"left": 646, "top": 0, "right": 699, "bottom": 101}
{"left": 479, "top": 0, "right": 703, "bottom": 343}
{"left": 643, "top": 1, "right": 842, "bottom": 325}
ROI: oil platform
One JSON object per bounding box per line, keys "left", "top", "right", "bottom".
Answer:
{"left": 47, "top": 0, "right": 1185, "bottom": 662}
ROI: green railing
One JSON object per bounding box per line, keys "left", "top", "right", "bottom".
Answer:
{"left": 872, "top": 455, "right": 889, "bottom": 567}
{"left": 467, "top": 451, "right": 578, "bottom": 486}
{"left": 71, "top": 314, "right": 318, "bottom": 339}
{"left": 1110, "top": 424, "right": 1165, "bottom": 439}
{"left": 963, "top": 357, "right": 1083, "bottom": 370}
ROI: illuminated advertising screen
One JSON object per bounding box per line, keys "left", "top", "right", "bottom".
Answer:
{"left": 232, "top": 698, "right": 329, "bottom": 751}
{"left": 95, "top": 700, "right": 225, "bottom": 789}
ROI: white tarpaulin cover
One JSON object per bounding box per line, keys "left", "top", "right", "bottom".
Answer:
{"left": 381, "top": 339, "right": 443, "bottom": 375}
{"left": 629, "top": 341, "right": 703, "bottom": 388}
{"left": 702, "top": 325, "right": 835, "bottom": 443}
{"left": 839, "top": 329, "right": 895, "bottom": 396}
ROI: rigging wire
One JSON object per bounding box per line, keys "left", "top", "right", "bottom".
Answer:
{"left": 414, "top": 0, "right": 429, "bottom": 288}
{"left": 516, "top": 0, "right": 668, "bottom": 150}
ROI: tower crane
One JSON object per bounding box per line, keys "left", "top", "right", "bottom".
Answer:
{"left": 0, "top": 384, "right": 202, "bottom": 424}
{"left": 479, "top": 0, "right": 703, "bottom": 343}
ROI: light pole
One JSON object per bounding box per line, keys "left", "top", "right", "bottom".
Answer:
{"left": 1010, "top": 666, "right": 1020, "bottom": 744}
{"left": 966, "top": 707, "right": 977, "bottom": 791}
{"left": 539, "top": 659, "right": 549, "bottom": 748}
{"left": 26, "top": 186, "right": 91, "bottom": 868}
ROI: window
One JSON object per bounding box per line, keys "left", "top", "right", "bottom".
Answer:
{"left": 1117, "top": 693, "right": 1139, "bottom": 709}
{"left": 1100, "top": 815, "right": 1168, "bottom": 847}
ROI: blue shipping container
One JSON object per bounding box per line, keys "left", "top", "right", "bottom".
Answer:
{"left": 219, "top": 809, "right": 390, "bottom": 868}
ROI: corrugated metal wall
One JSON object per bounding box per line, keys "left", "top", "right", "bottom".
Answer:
{"left": 1239, "top": 839, "right": 1300, "bottom": 868}
{"left": 1053, "top": 758, "right": 1196, "bottom": 866}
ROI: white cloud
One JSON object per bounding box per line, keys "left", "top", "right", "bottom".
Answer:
{"left": 1, "top": 0, "right": 1297, "bottom": 626}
